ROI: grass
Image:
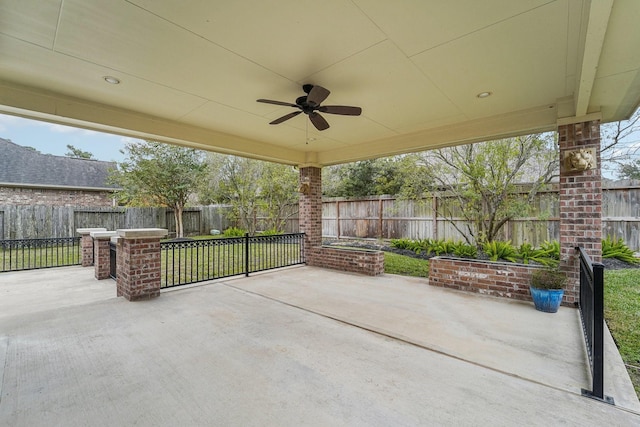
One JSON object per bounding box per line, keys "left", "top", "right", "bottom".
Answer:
{"left": 383, "top": 252, "right": 429, "bottom": 278}
{"left": 0, "top": 244, "right": 81, "bottom": 272}
{"left": 604, "top": 269, "right": 640, "bottom": 398}
{"left": 160, "top": 239, "right": 304, "bottom": 287}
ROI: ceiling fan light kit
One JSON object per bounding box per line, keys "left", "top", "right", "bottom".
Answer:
{"left": 257, "top": 84, "right": 362, "bottom": 131}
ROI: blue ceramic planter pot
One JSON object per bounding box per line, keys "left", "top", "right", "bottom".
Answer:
{"left": 529, "top": 286, "right": 564, "bottom": 313}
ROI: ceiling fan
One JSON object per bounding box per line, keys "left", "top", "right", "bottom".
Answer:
{"left": 257, "top": 84, "right": 362, "bottom": 131}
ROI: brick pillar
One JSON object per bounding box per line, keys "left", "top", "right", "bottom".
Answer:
{"left": 116, "top": 228, "right": 168, "bottom": 301}
{"left": 558, "top": 119, "right": 602, "bottom": 306}
{"left": 90, "top": 231, "right": 117, "bottom": 280}
{"left": 76, "top": 228, "right": 106, "bottom": 267}
{"left": 299, "top": 167, "right": 323, "bottom": 257}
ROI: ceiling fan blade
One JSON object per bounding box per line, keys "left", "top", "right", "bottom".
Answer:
{"left": 306, "top": 85, "right": 330, "bottom": 107}
{"left": 257, "top": 99, "right": 299, "bottom": 108}
{"left": 309, "top": 112, "right": 330, "bottom": 131}
{"left": 269, "top": 111, "right": 302, "bottom": 125}
{"left": 319, "top": 105, "right": 362, "bottom": 116}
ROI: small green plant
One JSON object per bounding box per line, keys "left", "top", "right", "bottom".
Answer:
{"left": 390, "top": 238, "right": 413, "bottom": 250}
{"left": 602, "top": 236, "right": 639, "bottom": 264}
{"left": 517, "top": 242, "right": 536, "bottom": 264}
{"left": 539, "top": 240, "right": 560, "bottom": 261}
{"left": 430, "top": 239, "right": 455, "bottom": 256}
{"left": 531, "top": 268, "right": 567, "bottom": 290}
{"left": 223, "top": 227, "right": 246, "bottom": 237}
{"left": 517, "top": 242, "right": 559, "bottom": 267}
{"left": 483, "top": 240, "right": 518, "bottom": 262}
{"left": 452, "top": 241, "right": 477, "bottom": 258}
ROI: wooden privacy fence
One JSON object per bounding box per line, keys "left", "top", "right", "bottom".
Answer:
{"left": 318, "top": 181, "right": 640, "bottom": 251}
{"left": 0, "top": 205, "right": 232, "bottom": 239}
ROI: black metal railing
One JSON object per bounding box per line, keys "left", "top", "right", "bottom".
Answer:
{"left": 576, "top": 246, "right": 614, "bottom": 404}
{"left": 0, "top": 237, "right": 81, "bottom": 272}
{"left": 109, "top": 241, "right": 117, "bottom": 279}
{"left": 160, "top": 233, "right": 305, "bottom": 288}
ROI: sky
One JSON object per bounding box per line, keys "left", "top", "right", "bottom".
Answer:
{"left": 0, "top": 113, "right": 136, "bottom": 163}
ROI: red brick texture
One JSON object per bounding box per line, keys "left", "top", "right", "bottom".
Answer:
{"left": 558, "top": 120, "right": 602, "bottom": 306}
{"left": 299, "top": 167, "right": 323, "bottom": 249}
{"left": 80, "top": 234, "right": 94, "bottom": 267}
{"left": 299, "top": 166, "right": 385, "bottom": 276}
{"left": 116, "top": 237, "right": 162, "bottom": 301}
{"left": 0, "top": 187, "right": 114, "bottom": 207}
{"left": 93, "top": 238, "right": 112, "bottom": 280}
{"left": 429, "top": 257, "right": 573, "bottom": 306}
{"left": 307, "top": 246, "right": 385, "bottom": 276}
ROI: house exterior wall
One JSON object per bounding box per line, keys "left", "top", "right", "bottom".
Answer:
{"left": 0, "top": 186, "right": 113, "bottom": 207}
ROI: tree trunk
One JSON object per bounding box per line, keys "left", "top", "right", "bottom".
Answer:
{"left": 174, "top": 204, "right": 184, "bottom": 238}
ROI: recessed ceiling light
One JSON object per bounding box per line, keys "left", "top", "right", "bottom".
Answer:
{"left": 103, "top": 76, "right": 120, "bottom": 84}
{"left": 476, "top": 91, "right": 492, "bottom": 98}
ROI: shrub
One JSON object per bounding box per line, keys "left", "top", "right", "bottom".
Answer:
{"left": 223, "top": 227, "right": 246, "bottom": 237}
{"left": 518, "top": 242, "right": 558, "bottom": 267}
{"left": 452, "top": 241, "right": 477, "bottom": 258}
{"left": 531, "top": 268, "right": 567, "bottom": 290}
{"left": 539, "top": 240, "right": 560, "bottom": 261}
{"left": 602, "top": 236, "right": 639, "bottom": 264}
{"left": 429, "top": 239, "right": 455, "bottom": 256}
{"left": 483, "top": 240, "right": 518, "bottom": 262}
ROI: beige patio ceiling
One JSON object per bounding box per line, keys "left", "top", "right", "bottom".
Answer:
{"left": 1, "top": 0, "right": 640, "bottom": 167}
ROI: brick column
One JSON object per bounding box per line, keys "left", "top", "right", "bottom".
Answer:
{"left": 116, "top": 228, "right": 168, "bottom": 301}
{"left": 299, "top": 167, "right": 323, "bottom": 255}
{"left": 76, "top": 228, "right": 106, "bottom": 267}
{"left": 558, "top": 119, "right": 602, "bottom": 306}
{"left": 90, "top": 231, "right": 117, "bottom": 280}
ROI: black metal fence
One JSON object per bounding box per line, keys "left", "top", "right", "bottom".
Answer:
{"left": 576, "top": 246, "right": 614, "bottom": 404}
{"left": 0, "top": 237, "right": 81, "bottom": 272}
{"left": 160, "top": 233, "right": 305, "bottom": 288}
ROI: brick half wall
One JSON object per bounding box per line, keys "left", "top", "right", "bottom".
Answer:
{"left": 307, "top": 247, "right": 384, "bottom": 276}
{"left": 429, "top": 257, "right": 572, "bottom": 306}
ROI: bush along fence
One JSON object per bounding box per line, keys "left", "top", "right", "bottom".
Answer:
{"left": 318, "top": 181, "right": 640, "bottom": 251}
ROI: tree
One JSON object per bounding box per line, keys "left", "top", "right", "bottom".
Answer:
{"left": 198, "top": 154, "right": 298, "bottom": 233}
{"left": 323, "top": 158, "right": 404, "bottom": 197}
{"left": 110, "top": 141, "right": 207, "bottom": 238}
{"left": 618, "top": 160, "right": 640, "bottom": 180}
{"left": 403, "top": 134, "right": 557, "bottom": 247}
{"left": 601, "top": 108, "right": 640, "bottom": 177}
{"left": 65, "top": 144, "right": 94, "bottom": 159}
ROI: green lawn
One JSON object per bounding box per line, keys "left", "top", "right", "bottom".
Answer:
{"left": 604, "top": 269, "right": 640, "bottom": 398}
{"left": 161, "top": 240, "right": 304, "bottom": 287}
{"left": 0, "top": 244, "right": 81, "bottom": 272}
{"left": 383, "top": 252, "right": 429, "bottom": 277}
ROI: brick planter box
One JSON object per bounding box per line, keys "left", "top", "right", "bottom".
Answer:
{"left": 429, "top": 257, "right": 573, "bottom": 307}
{"left": 307, "top": 246, "right": 384, "bottom": 276}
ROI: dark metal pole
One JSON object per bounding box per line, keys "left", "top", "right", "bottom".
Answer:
{"left": 593, "top": 262, "right": 605, "bottom": 399}
{"left": 245, "top": 232, "right": 250, "bottom": 277}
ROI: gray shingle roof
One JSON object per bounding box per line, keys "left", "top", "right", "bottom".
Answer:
{"left": 0, "top": 138, "right": 119, "bottom": 189}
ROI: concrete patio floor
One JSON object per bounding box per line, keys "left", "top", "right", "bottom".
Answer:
{"left": 0, "top": 266, "right": 638, "bottom": 426}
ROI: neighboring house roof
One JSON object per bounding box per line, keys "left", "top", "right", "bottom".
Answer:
{"left": 0, "top": 137, "right": 119, "bottom": 191}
